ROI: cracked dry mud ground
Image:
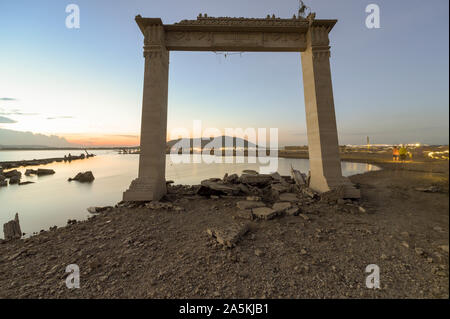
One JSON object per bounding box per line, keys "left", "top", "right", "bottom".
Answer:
{"left": 0, "top": 168, "right": 448, "bottom": 299}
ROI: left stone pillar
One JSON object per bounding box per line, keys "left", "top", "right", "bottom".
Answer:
{"left": 123, "top": 22, "right": 169, "bottom": 201}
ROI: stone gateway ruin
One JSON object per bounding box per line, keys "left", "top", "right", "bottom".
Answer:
{"left": 123, "top": 13, "right": 360, "bottom": 201}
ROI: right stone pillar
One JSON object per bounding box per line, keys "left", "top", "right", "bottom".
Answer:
{"left": 301, "top": 24, "right": 360, "bottom": 198}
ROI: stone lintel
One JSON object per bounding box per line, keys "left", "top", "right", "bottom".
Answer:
{"left": 135, "top": 15, "right": 337, "bottom": 52}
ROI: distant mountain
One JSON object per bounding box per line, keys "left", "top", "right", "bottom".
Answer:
{"left": 167, "top": 136, "right": 258, "bottom": 150}
{"left": 0, "top": 128, "right": 76, "bottom": 149}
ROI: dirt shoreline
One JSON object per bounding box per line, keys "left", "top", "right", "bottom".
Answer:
{"left": 0, "top": 151, "right": 448, "bottom": 299}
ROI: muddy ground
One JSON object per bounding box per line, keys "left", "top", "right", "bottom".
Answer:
{"left": 0, "top": 152, "right": 448, "bottom": 299}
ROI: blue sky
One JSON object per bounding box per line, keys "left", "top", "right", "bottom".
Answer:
{"left": 0, "top": 0, "right": 448, "bottom": 146}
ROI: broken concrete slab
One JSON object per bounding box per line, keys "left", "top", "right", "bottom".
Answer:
{"left": 286, "top": 206, "right": 300, "bottom": 216}
{"left": 270, "top": 172, "right": 282, "bottom": 182}
{"left": 233, "top": 209, "right": 253, "bottom": 220}
{"left": 278, "top": 192, "right": 300, "bottom": 202}
{"left": 198, "top": 180, "right": 240, "bottom": 196}
{"left": 272, "top": 202, "right": 292, "bottom": 213}
{"left": 252, "top": 207, "right": 277, "bottom": 220}
{"left": 206, "top": 223, "right": 249, "bottom": 248}
{"left": 271, "top": 183, "right": 290, "bottom": 193}
{"left": 301, "top": 187, "right": 317, "bottom": 199}
{"left": 291, "top": 167, "right": 306, "bottom": 186}
{"left": 236, "top": 200, "right": 266, "bottom": 210}
{"left": 239, "top": 174, "right": 273, "bottom": 186}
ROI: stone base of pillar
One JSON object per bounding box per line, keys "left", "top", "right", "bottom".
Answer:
{"left": 310, "top": 175, "right": 360, "bottom": 199}
{"left": 123, "top": 177, "right": 166, "bottom": 202}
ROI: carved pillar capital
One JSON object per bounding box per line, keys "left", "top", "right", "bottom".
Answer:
{"left": 143, "top": 25, "right": 169, "bottom": 63}
{"left": 306, "top": 25, "right": 332, "bottom": 59}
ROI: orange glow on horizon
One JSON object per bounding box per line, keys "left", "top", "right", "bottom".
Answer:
{"left": 64, "top": 134, "right": 140, "bottom": 147}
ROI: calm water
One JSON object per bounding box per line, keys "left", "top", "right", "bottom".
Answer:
{"left": 0, "top": 150, "right": 380, "bottom": 238}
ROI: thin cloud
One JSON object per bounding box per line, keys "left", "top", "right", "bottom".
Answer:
{"left": 0, "top": 116, "right": 17, "bottom": 123}
{"left": 0, "top": 98, "right": 17, "bottom": 101}
{"left": 0, "top": 108, "right": 38, "bottom": 116}
{"left": 46, "top": 116, "right": 74, "bottom": 120}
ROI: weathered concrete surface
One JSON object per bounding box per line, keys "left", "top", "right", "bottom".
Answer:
{"left": 123, "top": 24, "right": 169, "bottom": 201}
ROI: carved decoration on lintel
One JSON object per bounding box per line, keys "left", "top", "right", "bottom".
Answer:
{"left": 175, "top": 15, "right": 309, "bottom": 27}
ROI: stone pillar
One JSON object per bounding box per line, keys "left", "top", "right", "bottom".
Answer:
{"left": 123, "top": 24, "right": 169, "bottom": 201}
{"left": 301, "top": 24, "right": 360, "bottom": 198}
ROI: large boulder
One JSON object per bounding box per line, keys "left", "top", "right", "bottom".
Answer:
{"left": 36, "top": 168, "right": 55, "bottom": 176}
{"left": 0, "top": 174, "right": 5, "bottom": 182}
{"left": 3, "top": 170, "right": 21, "bottom": 179}
{"left": 9, "top": 175, "right": 20, "bottom": 184}
{"left": 68, "top": 171, "right": 95, "bottom": 183}
{"left": 0, "top": 180, "right": 7, "bottom": 187}
{"left": 25, "top": 169, "right": 37, "bottom": 176}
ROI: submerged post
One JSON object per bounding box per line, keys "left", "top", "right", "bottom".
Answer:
{"left": 123, "top": 17, "right": 169, "bottom": 201}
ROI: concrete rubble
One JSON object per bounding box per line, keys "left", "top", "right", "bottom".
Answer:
{"left": 206, "top": 223, "right": 250, "bottom": 248}
{"left": 3, "top": 213, "right": 22, "bottom": 241}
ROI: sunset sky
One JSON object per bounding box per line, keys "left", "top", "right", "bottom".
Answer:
{"left": 0, "top": 0, "right": 448, "bottom": 147}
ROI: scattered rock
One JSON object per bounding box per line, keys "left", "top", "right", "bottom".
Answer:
{"left": 87, "top": 206, "right": 113, "bottom": 214}
{"left": 146, "top": 201, "right": 173, "bottom": 210}
{"left": 286, "top": 206, "right": 300, "bottom": 216}
{"left": 68, "top": 171, "right": 95, "bottom": 183}
{"left": 415, "top": 247, "right": 425, "bottom": 256}
{"left": 301, "top": 187, "right": 317, "bottom": 199}
{"left": 3, "top": 170, "right": 21, "bottom": 179}
{"left": 254, "top": 248, "right": 264, "bottom": 257}
{"left": 320, "top": 186, "right": 344, "bottom": 203}
{"left": 18, "top": 181, "right": 34, "bottom": 186}
{"left": 299, "top": 213, "right": 311, "bottom": 221}
{"left": 9, "top": 175, "right": 20, "bottom": 184}
{"left": 67, "top": 219, "right": 77, "bottom": 225}
{"left": 439, "top": 245, "right": 449, "bottom": 254}
{"left": 414, "top": 186, "right": 441, "bottom": 193}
